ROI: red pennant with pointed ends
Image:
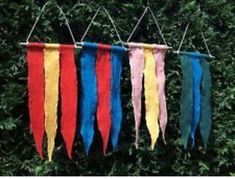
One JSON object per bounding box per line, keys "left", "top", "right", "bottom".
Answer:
{"left": 60, "top": 45, "right": 78, "bottom": 159}
{"left": 27, "top": 42, "right": 45, "bottom": 159}
{"left": 96, "top": 44, "right": 112, "bottom": 155}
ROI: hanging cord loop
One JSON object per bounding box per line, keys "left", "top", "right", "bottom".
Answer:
{"left": 176, "top": 23, "right": 214, "bottom": 58}
{"left": 127, "top": 6, "right": 168, "bottom": 46}
{"left": 25, "top": 1, "right": 77, "bottom": 46}
{"left": 80, "top": 6, "right": 124, "bottom": 47}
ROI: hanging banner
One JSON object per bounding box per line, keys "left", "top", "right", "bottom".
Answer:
{"left": 128, "top": 43, "right": 168, "bottom": 149}
{"left": 179, "top": 51, "right": 212, "bottom": 148}
{"left": 26, "top": 43, "right": 78, "bottom": 160}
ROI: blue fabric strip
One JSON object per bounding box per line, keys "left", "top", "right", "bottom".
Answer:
{"left": 110, "top": 46, "right": 126, "bottom": 149}
{"left": 190, "top": 52, "right": 203, "bottom": 147}
{"left": 179, "top": 51, "right": 211, "bottom": 59}
{"left": 79, "top": 42, "right": 98, "bottom": 155}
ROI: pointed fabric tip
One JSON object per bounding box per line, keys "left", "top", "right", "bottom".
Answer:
{"left": 79, "top": 42, "right": 98, "bottom": 155}
{"left": 191, "top": 134, "right": 195, "bottom": 148}
{"left": 190, "top": 54, "right": 202, "bottom": 148}
{"left": 200, "top": 58, "right": 212, "bottom": 148}
{"left": 26, "top": 43, "right": 45, "bottom": 159}
{"left": 44, "top": 44, "right": 60, "bottom": 162}
{"left": 96, "top": 44, "right": 112, "bottom": 154}
{"left": 153, "top": 48, "right": 168, "bottom": 143}
{"left": 110, "top": 46, "right": 125, "bottom": 149}
{"left": 179, "top": 54, "right": 193, "bottom": 149}
{"left": 128, "top": 46, "right": 145, "bottom": 149}
{"left": 143, "top": 48, "right": 160, "bottom": 150}
{"left": 60, "top": 45, "right": 77, "bottom": 159}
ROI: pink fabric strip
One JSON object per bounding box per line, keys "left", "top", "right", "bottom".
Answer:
{"left": 128, "top": 45, "right": 145, "bottom": 149}
{"left": 153, "top": 48, "right": 167, "bottom": 143}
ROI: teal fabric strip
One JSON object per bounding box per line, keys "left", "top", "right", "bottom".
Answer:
{"left": 190, "top": 52, "right": 202, "bottom": 147}
{"left": 179, "top": 54, "right": 193, "bottom": 148}
{"left": 200, "top": 58, "right": 212, "bottom": 148}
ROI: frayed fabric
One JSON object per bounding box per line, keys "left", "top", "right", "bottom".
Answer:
{"left": 96, "top": 44, "right": 112, "bottom": 155}
{"left": 44, "top": 44, "right": 60, "bottom": 161}
{"left": 144, "top": 48, "right": 159, "bottom": 150}
{"left": 200, "top": 57, "right": 212, "bottom": 148}
{"left": 179, "top": 54, "right": 193, "bottom": 148}
{"left": 128, "top": 46, "right": 145, "bottom": 149}
{"left": 110, "top": 46, "right": 126, "bottom": 149}
{"left": 79, "top": 42, "right": 98, "bottom": 155}
{"left": 153, "top": 48, "right": 167, "bottom": 143}
{"left": 27, "top": 43, "right": 45, "bottom": 159}
{"left": 60, "top": 45, "right": 77, "bottom": 159}
{"left": 190, "top": 52, "right": 202, "bottom": 147}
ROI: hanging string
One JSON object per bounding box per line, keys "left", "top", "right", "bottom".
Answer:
{"left": 176, "top": 23, "right": 190, "bottom": 53}
{"left": 127, "top": 7, "right": 167, "bottom": 46}
{"left": 176, "top": 23, "right": 214, "bottom": 58}
{"left": 80, "top": 6, "right": 124, "bottom": 47}
{"left": 201, "top": 32, "right": 213, "bottom": 58}
{"left": 25, "top": 2, "right": 77, "bottom": 46}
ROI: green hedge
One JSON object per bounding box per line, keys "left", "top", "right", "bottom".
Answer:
{"left": 0, "top": 0, "right": 235, "bottom": 176}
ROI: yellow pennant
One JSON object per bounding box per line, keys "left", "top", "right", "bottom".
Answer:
{"left": 44, "top": 44, "right": 60, "bottom": 161}
{"left": 143, "top": 48, "right": 159, "bottom": 150}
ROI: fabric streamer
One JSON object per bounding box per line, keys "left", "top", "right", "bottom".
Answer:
{"left": 60, "top": 45, "right": 77, "bottom": 158}
{"left": 143, "top": 47, "right": 160, "bottom": 150}
{"left": 179, "top": 53, "right": 193, "bottom": 148}
{"left": 200, "top": 58, "right": 212, "bottom": 148}
{"left": 190, "top": 52, "right": 202, "bottom": 147}
{"left": 110, "top": 46, "right": 125, "bottom": 149}
{"left": 26, "top": 43, "right": 45, "bottom": 159}
{"left": 79, "top": 42, "right": 98, "bottom": 155}
{"left": 96, "top": 44, "right": 112, "bottom": 154}
{"left": 44, "top": 44, "right": 60, "bottom": 161}
{"left": 128, "top": 44, "right": 145, "bottom": 148}
{"left": 153, "top": 46, "right": 168, "bottom": 143}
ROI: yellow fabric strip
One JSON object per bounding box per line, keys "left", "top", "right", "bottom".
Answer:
{"left": 44, "top": 44, "right": 60, "bottom": 161}
{"left": 143, "top": 48, "right": 160, "bottom": 150}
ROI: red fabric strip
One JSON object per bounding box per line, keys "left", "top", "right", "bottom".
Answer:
{"left": 96, "top": 44, "right": 112, "bottom": 155}
{"left": 27, "top": 42, "right": 45, "bottom": 159}
{"left": 60, "top": 45, "right": 78, "bottom": 159}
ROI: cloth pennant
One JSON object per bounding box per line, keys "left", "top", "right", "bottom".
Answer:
{"left": 79, "top": 42, "right": 98, "bottom": 155}
{"left": 26, "top": 42, "right": 45, "bottom": 159}
{"left": 60, "top": 45, "right": 77, "bottom": 159}
{"left": 153, "top": 46, "right": 168, "bottom": 143}
{"left": 143, "top": 48, "right": 160, "bottom": 150}
{"left": 110, "top": 46, "right": 126, "bottom": 149}
{"left": 190, "top": 52, "right": 203, "bottom": 147}
{"left": 200, "top": 57, "right": 212, "bottom": 148}
{"left": 44, "top": 43, "right": 60, "bottom": 161}
{"left": 179, "top": 53, "right": 193, "bottom": 148}
{"left": 128, "top": 44, "right": 145, "bottom": 148}
{"left": 96, "top": 44, "right": 112, "bottom": 155}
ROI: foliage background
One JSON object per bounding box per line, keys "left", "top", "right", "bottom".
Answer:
{"left": 0, "top": 0, "right": 235, "bottom": 176}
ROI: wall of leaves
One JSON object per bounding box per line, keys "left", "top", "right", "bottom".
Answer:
{"left": 0, "top": 0, "right": 235, "bottom": 176}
